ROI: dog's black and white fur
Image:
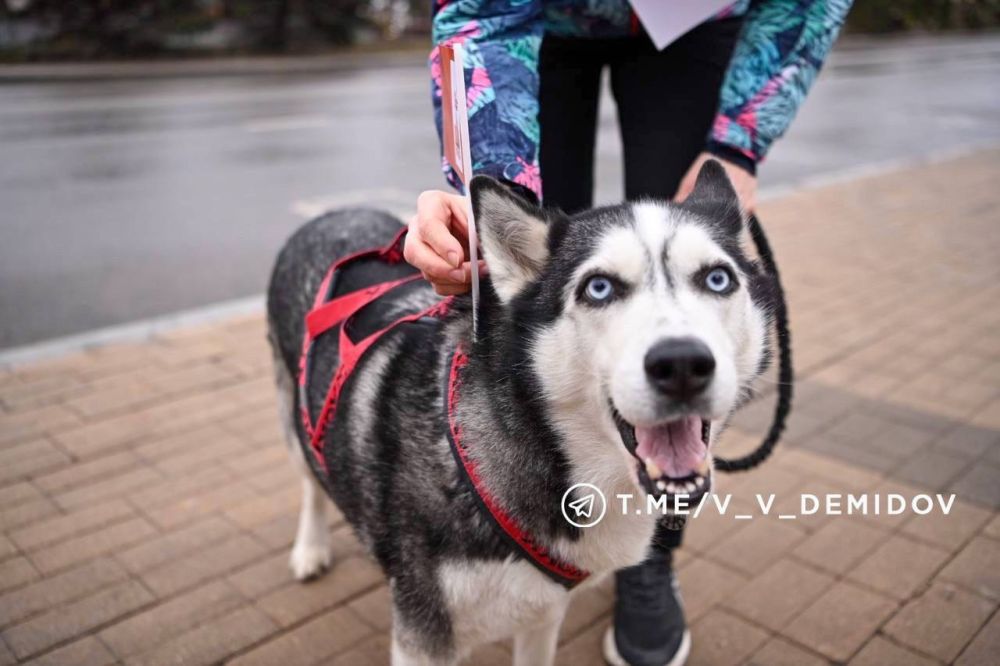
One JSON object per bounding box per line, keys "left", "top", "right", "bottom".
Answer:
{"left": 266, "top": 161, "right": 775, "bottom": 665}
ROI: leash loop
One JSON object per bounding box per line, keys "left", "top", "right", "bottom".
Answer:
{"left": 714, "top": 214, "right": 794, "bottom": 473}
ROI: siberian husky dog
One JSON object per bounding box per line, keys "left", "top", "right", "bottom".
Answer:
{"left": 266, "top": 160, "right": 775, "bottom": 665}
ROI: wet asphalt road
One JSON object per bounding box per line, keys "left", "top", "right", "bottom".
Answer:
{"left": 2, "top": 35, "right": 999, "bottom": 348}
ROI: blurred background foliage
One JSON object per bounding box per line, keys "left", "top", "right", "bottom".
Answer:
{"left": 849, "top": 0, "right": 1000, "bottom": 32}
{"left": 0, "top": 0, "right": 997, "bottom": 61}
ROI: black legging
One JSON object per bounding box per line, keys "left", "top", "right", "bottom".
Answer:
{"left": 538, "top": 18, "right": 744, "bottom": 552}
{"left": 539, "top": 17, "right": 744, "bottom": 215}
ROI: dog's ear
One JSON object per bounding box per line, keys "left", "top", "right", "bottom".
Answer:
{"left": 682, "top": 159, "right": 743, "bottom": 237}
{"left": 471, "top": 175, "right": 549, "bottom": 303}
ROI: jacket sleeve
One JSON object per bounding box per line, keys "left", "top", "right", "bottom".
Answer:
{"left": 430, "top": 0, "right": 544, "bottom": 200}
{"left": 709, "top": 0, "right": 853, "bottom": 167}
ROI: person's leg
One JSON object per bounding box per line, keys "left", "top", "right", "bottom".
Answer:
{"left": 538, "top": 35, "right": 605, "bottom": 214}
{"left": 605, "top": 19, "right": 744, "bottom": 666}
{"left": 611, "top": 17, "right": 745, "bottom": 201}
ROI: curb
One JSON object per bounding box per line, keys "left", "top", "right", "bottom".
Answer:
{"left": 0, "top": 47, "right": 425, "bottom": 83}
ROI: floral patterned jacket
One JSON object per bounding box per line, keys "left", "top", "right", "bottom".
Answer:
{"left": 430, "top": 0, "right": 853, "bottom": 199}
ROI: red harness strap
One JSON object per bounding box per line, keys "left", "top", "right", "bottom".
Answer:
{"left": 299, "top": 228, "right": 589, "bottom": 588}
{"left": 298, "top": 227, "right": 450, "bottom": 467}
{"left": 446, "top": 346, "right": 590, "bottom": 589}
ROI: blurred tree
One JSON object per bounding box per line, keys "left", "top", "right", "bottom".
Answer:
{"left": 847, "top": 0, "right": 1000, "bottom": 32}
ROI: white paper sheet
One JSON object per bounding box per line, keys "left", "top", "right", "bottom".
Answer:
{"left": 629, "top": 0, "right": 734, "bottom": 50}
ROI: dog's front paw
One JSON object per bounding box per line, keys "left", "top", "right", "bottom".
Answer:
{"left": 289, "top": 542, "right": 332, "bottom": 581}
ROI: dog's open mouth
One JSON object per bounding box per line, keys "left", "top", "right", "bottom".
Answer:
{"left": 612, "top": 407, "right": 712, "bottom": 504}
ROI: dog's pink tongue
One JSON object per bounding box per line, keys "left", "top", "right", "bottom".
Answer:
{"left": 635, "top": 416, "right": 706, "bottom": 479}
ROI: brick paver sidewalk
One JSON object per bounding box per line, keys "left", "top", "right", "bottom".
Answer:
{"left": 2, "top": 150, "right": 999, "bottom": 666}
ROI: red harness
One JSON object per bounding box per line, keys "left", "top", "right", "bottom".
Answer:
{"left": 299, "top": 228, "right": 589, "bottom": 589}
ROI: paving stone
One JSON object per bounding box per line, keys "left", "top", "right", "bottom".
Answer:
{"left": 99, "top": 580, "right": 246, "bottom": 658}
{"left": 0, "top": 636, "right": 12, "bottom": 666}
{"left": 792, "top": 519, "right": 889, "bottom": 575}
{"left": 983, "top": 513, "right": 1000, "bottom": 540}
{"left": 10, "top": 499, "right": 134, "bottom": 551}
{"left": 347, "top": 585, "right": 392, "bottom": 633}
{"left": 330, "top": 634, "right": 392, "bottom": 666}
{"left": 0, "top": 407, "right": 79, "bottom": 447}
{"left": 33, "top": 451, "right": 142, "bottom": 495}
{"left": 938, "top": 536, "right": 1000, "bottom": 600}
{"left": 724, "top": 558, "right": 835, "bottom": 632}
{"left": 675, "top": 557, "right": 749, "bottom": 623}
{"left": 29, "top": 516, "right": 156, "bottom": 574}
{"left": 892, "top": 448, "right": 973, "bottom": 491}
{"left": 128, "top": 465, "right": 235, "bottom": 511}
{"left": 125, "top": 606, "right": 278, "bottom": 666}
{"left": 140, "top": 534, "right": 267, "bottom": 597}
{"left": 744, "top": 637, "right": 828, "bottom": 666}
{"left": 226, "top": 552, "right": 291, "bottom": 600}
{"left": 52, "top": 466, "right": 163, "bottom": 511}
{"left": 775, "top": 448, "right": 884, "bottom": 493}
{"left": 4, "top": 580, "right": 154, "bottom": 659}
{"left": 21, "top": 636, "right": 117, "bottom": 666}
{"left": 709, "top": 517, "right": 806, "bottom": 576}
{"left": 687, "top": 609, "right": 769, "bottom": 666}
{"left": 0, "top": 497, "right": 59, "bottom": 532}
{"left": 0, "top": 535, "right": 17, "bottom": 562}
{"left": 257, "top": 555, "right": 384, "bottom": 628}
{"left": 848, "top": 636, "right": 940, "bottom": 666}
{"left": 145, "top": 479, "right": 257, "bottom": 530}
{"left": 956, "top": 608, "right": 1000, "bottom": 666}
{"left": 933, "top": 424, "right": 999, "bottom": 458}
{"left": 0, "top": 558, "right": 128, "bottom": 627}
{"left": 950, "top": 462, "right": 1000, "bottom": 509}
{"left": 783, "top": 581, "right": 898, "bottom": 662}
{"left": 0, "top": 482, "right": 43, "bottom": 508}
{"left": 0, "top": 556, "right": 39, "bottom": 595}
{"left": 848, "top": 534, "right": 951, "bottom": 600}
{"left": 228, "top": 606, "right": 372, "bottom": 666}
{"left": 883, "top": 582, "right": 996, "bottom": 662}
{"left": 900, "top": 498, "right": 992, "bottom": 551}
{"left": 115, "top": 515, "right": 237, "bottom": 573}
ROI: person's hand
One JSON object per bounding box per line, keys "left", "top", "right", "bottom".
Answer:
{"left": 404, "top": 190, "right": 484, "bottom": 296}
{"left": 676, "top": 152, "right": 758, "bottom": 213}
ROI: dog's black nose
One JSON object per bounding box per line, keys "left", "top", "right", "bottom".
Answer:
{"left": 644, "top": 337, "right": 716, "bottom": 401}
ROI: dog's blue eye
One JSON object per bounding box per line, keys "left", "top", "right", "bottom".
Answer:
{"left": 705, "top": 267, "right": 732, "bottom": 293}
{"left": 584, "top": 276, "right": 615, "bottom": 302}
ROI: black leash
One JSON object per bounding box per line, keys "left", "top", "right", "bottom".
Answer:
{"left": 714, "top": 214, "right": 793, "bottom": 473}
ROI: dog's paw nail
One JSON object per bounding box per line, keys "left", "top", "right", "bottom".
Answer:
{"left": 289, "top": 545, "right": 332, "bottom": 581}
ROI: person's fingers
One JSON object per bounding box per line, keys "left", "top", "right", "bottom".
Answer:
{"left": 416, "top": 191, "right": 468, "bottom": 266}
{"left": 405, "top": 237, "right": 459, "bottom": 280}
{"left": 419, "top": 218, "right": 466, "bottom": 268}
{"left": 441, "top": 194, "right": 470, "bottom": 236}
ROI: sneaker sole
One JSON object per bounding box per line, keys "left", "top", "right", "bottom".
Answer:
{"left": 602, "top": 625, "right": 691, "bottom": 666}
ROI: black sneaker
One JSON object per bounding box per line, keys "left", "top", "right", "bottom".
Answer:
{"left": 603, "top": 554, "right": 690, "bottom": 666}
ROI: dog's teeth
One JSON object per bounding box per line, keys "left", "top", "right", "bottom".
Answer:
{"left": 644, "top": 458, "right": 662, "bottom": 480}
{"left": 666, "top": 482, "right": 680, "bottom": 494}
{"left": 694, "top": 476, "right": 706, "bottom": 488}
{"left": 684, "top": 481, "right": 696, "bottom": 493}
{"left": 656, "top": 480, "right": 667, "bottom": 491}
